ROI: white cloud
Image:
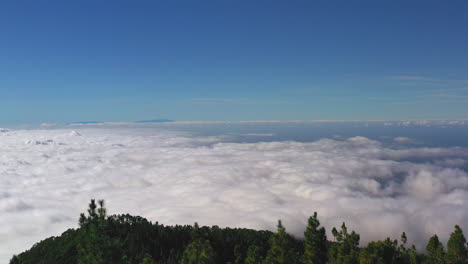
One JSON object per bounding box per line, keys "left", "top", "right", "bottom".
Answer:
{"left": 39, "top": 123, "right": 57, "bottom": 128}
{"left": 393, "top": 136, "right": 419, "bottom": 144}
{"left": 238, "top": 133, "right": 275, "bottom": 137}
{"left": 0, "top": 128, "right": 467, "bottom": 260}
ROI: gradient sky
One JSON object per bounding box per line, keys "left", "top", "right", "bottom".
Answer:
{"left": 1, "top": 0, "right": 467, "bottom": 124}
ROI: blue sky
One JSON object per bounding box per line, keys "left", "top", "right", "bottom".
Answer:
{"left": 1, "top": 0, "right": 467, "bottom": 124}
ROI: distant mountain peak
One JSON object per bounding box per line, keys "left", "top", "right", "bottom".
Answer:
{"left": 68, "top": 121, "right": 102, "bottom": 125}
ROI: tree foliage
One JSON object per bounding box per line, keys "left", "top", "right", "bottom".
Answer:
{"left": 180, "top": 223, "right": 216, "bottom": 264}
{"left": 244, "top": 244, "right": 263, "bottom": 264}
{"left": 426, "top": 235, "right": 446, "bottom": 264}
{"left": 328, "top": 223, "right": 360, "bottom": 264}
{"left": 262, "top": 220, "right": 300, "bottom": 264}
{"left": 10, "top": 200, "right": 467, "bottom": 264}
{"left": 303, "top": 212, "right": 327, "bottom": 264}
{"left": 446, "top": 225, "right": 467, "bottom": 264}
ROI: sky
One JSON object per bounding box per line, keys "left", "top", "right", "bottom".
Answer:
{"left": 1, "top": 0, "right": 468, "bottom": 124}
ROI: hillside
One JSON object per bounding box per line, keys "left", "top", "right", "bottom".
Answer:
{"left": 10, "top": 200, "right": 467, "bottom": 264}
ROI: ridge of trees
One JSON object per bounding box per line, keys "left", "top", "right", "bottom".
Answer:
{"left": 10, "top": 200, "right": 468, "bottom": 264}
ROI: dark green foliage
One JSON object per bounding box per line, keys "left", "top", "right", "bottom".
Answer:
{"left": 446, "top": 225, "right": 467, "bottom": 264}
{"left": 180, "top": 237, "right": 215, "bottom": 264}
{"left": 244, "top": 244, "right": 263, "bottom": 264}
{"left": 262, "top": 220, "right": 300, "bottom": 264}
{"left": 328, "top": 223, "right": 360, "bottom": 264}
{"left": 77, "top": 199, "right": 124, "bottom": 264}
{"left": 426, "top": 235, "right": 446, "bottom": 264}
{"left": 409, "top": 245, "right": 422, "bottom": 264}
{"left": 10, "top": 200, "right": 466, "bottom": 264}
{"left": 359, "top": 236, "right": 424, "bottom": 264}
{"left": 303, "top": 212, "right": 327, "bottom": 264}
{"left": 401, "top": 232, "right": 408, "bottom": 247}
{"left": 140, "top": 253, "right": 155, "bottom": 264}
{"left": 359, "top": 237, "right": 412, "bottom": 264}
{"left": 9, "top": 256, "right": 20, "bottom": 264}
{"left": 232, "top": 244, "right": 243, "bottom": 264}
{"left": 12, "top": 200, "right": 272, "bottom": 264}
{"left": 180, "top": 223, "right": 215, "bottom": 264}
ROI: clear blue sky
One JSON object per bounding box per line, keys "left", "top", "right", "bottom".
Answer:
{"left": 1, "top": 0, "right": 467, "bottom": 124}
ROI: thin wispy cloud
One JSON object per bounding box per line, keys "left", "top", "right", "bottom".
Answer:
{"left": 429, "top": 93, "right": 468, "bottom": 99}
{"left": 430, "top": 87, "right": 468, "bottom": 92}
{"left": 189, "top": 98, "right": 290, "bottom": 105}
{"left": 388, "top": 75, "right": 468, "bottom": 86}
{"left": 389, "top": 75, "right": 442, "bottom": 82}
{"left": 190, "top": 98, "right": 252, "bottom": 104}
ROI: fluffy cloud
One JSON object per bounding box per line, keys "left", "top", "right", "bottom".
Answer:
{"left": 0, "top": 128, "right": 467, "bottom": 260}
{"left": 393, "top": 136, "right": 419, "bottom": 144}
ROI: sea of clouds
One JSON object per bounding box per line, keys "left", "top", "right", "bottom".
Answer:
{"left": 0, "top": 126, "right": 468, "bottom": 261}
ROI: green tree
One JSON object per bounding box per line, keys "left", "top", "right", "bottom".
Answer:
{"left": 446, "top": 225, "right": 467, "bottom": 264}
{"left": 245, "top": 245, "right": 263, "bottom": 264}
{"left": 180, "top": 223, "right": 215, "bottom": 264}
{"left": 426, "top": 235, "right": 445, "bottom": 264}
{"left": 77, "top": 200, "right": 106, "bottom": 264}
{"left": 77, "top": 223, "right": 105, "bottom": 264}
{"left": 77, "top": 199, "right": 122, "bottom": 264}
{"left": 359, "top": 238, "right": 400, "bottom": 264}
{"left": 395, "top": 232, "right": 412, "bottom": 264}
{"left": 180, "top": 239, "right": 215, "bottom": 264}
{"left": 9, "top": 256, "right": 20, "bottom": 264}
{"left": 303, "top": 212, "right": 327, "bottom": 264}
{"left": 140, "top": 253, "right": 155, "bottom": 264}
{"left": 328, "top": 222, "right": 360, "bottom": 264}
{"left": 79, "top": 199, "right": 107, "bottom": 226}
{"left": 409, "top": 245, "right": 420, "bottom": 264}
{"left": 232, "top": 244, "right": 243, "bottom": 264}
{"left": 358, "top": 248, "right": 372, "bottom": 264}
{"left": 401, "top": 232, "right": 408, "bottom": 248}
{"left": 263, "top": 220, "right": 298, "bottom": 264}
{"left": 97, "top": 199, "right": 107, "bottom": 220}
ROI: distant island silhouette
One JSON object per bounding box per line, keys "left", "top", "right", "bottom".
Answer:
{"left": 134, "top": 119, "right": 175, "bottom": 123}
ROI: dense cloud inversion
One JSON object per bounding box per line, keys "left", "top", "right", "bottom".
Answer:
{"left": 0, "top": 127, "right": 467, "bottom": 261}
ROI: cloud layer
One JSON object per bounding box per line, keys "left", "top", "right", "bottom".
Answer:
{"left": 1, "top": 127, "right": 467, "bottom": 261}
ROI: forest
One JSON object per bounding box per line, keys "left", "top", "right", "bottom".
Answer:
{"left": 10, "top": 200, "right": 467, "bottom": 264}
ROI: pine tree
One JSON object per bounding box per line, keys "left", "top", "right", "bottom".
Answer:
{"left": 409, "top": 245, "right": 419, "bottom": 264}
{"left": 180, "top": 239, "right": 215, "bottom": 264}
{"left": 97, "top": 199, "right": 107, "bottom": 220}
{"left": 9, "top": 256, "right": 20, "bottom": 264}
{"left": 77, "top": 200, "right": 106, "bottom": 264}
{"left": 401, "top": 232, "right": 408, "bottom": 247}
{"left": 446, "top": 225, "right": 467, "bottom": 264}
{"left": 358, "top": 248, "right": 372, "bottom": 264}
{"left": 303, "top": 212, "right": 328, "bottom": 264}
{"left": 77, "top": 199, "right": 121, "bottom": 264}
{"left": 426, "top": 235, "right": 445, "bottom": 264}
{"left": 233, "top": 244, "right": 243, "bottom": 264}
{"left": 79, "top": 199, "right": 106, "bottom": 226}
{"left": 140, "top": 253, "right": 155, "bottom": 264}
{"left": 397, "top": 232, "right": 410, "bottom": 264}
{"left": 180, "top": 223, "right": 215, "bottom": 264}
{"left": 263, "top": 220, "right": 298, "bottom": 264}
{"left": 77, "top": 227, "right": 107, "bottom": 264}
{"left": 88, "top": 199, "right": 98, "bottom": 219}
{"left": 328, "top": 222, "right": 360, "bottom": 264}
{"left": 245, "top": 245, "right": 263, "bottom": 264}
